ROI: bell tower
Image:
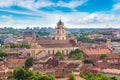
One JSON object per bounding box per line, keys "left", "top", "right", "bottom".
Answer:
{"left": 55, "top": 18, "right": 66, "bottom": 40}
{"left": 106, "top": 39, "right": 112, "bottom": 49}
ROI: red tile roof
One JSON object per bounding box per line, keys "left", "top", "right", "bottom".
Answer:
{"left": 37, "top": 39, "right": 78, "bottom": 48}
{"left": 80, "top": 45, "right": 111, "bottom": 55}
{"left": 6, "top": 57, "right": 26, "bottom": 64}
{"left": 0, "top": 62, "right": 8, "bottom": 72}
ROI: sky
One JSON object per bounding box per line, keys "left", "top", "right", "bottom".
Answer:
{"left": 0, "top": 0, "right": 120, "bottom": 28}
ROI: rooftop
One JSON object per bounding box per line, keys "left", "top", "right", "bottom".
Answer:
{"left": 80, "top": 45, "right": 111, "bottom": 55}
{"left": 37, "top": 39, "right": 78, "bottom": 48}
{"left": 101, "top": 68, "right": 120, "bottom": 75}
{"left": 6, "top": 57, "right": 26, "bottom": 64}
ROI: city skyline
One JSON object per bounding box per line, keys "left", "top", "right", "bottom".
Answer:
{"left": 0, "top": 0, "right": 120, "bottom": 28}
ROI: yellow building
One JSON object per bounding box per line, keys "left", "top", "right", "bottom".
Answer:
{"left": 37, "top": 19, "right": 78, "bottom": 55}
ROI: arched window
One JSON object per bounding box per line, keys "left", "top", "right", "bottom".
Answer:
{"left": 48, "top": 50, "right": 50, "bottom": 54}
{"left": 53, "top": 50, "right": 54, "bottom": 54}
{"left": 57, "top": 37, "right": 59, "bottom": 40}
{"left": 62, "top": 50, "right": 64, "bottom": 54}
{"left": 63, "top": 37, "right": 64, "bottom": 40}
{"left": 66, "top": 50, "right": 68, "bottom": 54}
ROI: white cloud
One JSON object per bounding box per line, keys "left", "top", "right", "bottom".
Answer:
{"left": 0, "top": 0, "right": 54, "bottom": 10}
{"left": 0, "top": 0, "right": 87, "bottom": 11}
{"left": 35, "top": 0, "right": 54, "bottom": 9}
{"left": 16, "top": 0, "right": 53, "bottom": 10}
{"left": 80, "top": 13, "right": 117, "bottom": 24}
{"left": 41, "top": 12, "right": 120, "bottom": 28}
{"left": 1, "top": 15, "right": 12, "bottom": 19}
{"left": 17, "top": 0, "right": 35, "bottom": 10}
{"left": 81, "top": 13, "right": 98, "bottom": 23}
{"left": 0, "top": 0, "right": 14, "bottom": 8}
{"left": 112, "top": 2, "right": 120, "bottom": 11}
{"left": 0, "top": 9, "right": 43, "bottom": 16}
{"left": 0, "top": 15, "right": 14, "bottom": 26}
{"left": 0, "top": 11, "right": 120, "bottom": 28}
{"left": 57, "top": 0, "right": 87, "bottom": 10}
{"left": 0, "top": 0, "right": 120, "bottom": 28}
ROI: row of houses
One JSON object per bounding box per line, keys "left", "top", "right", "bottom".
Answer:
{"left": 0, "top": 32, "right": 36, "bottom": 45}
{"left": 88, "top": 29, "right": 120, "bottom": 39}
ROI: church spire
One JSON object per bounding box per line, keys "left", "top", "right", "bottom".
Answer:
{"left": 57, "top": 17, "right": 64, "bottom": 28}
{"left": 59, "top": 17, "right": 61, "bottom": 21}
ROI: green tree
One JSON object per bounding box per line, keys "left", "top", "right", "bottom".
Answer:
{"left": 13, "top": 68, "right": 33, "bottom": 80}
{"left": 77, "top": 36, "right": 93, "bottom": 43}
{"left": 74, "top": 48, "right": 83, "bottom": 53}
{"left": 5, "top": 43, "right": 31, "bottom": 49}
{"left": 0, "top": 50, "right": 7, "bottom": 58}
{"left": 22, "top": 44, "right": 31, "bottom": 49}
{"left": 55, "top": 51, "right": 64, "bottom": 60}
{"left": 39, "top": 75, "right": 55, "bottom": 80}
{"left": 12, "top": 68, "right": 55, "bottom": 80}
{"left": 71, "top": 53, "right": 83, "bottom": 60}
{"left": 3, "top": 44, "right": 10, "bottom": 48}
{"left": 28, "top": 76, "right": 39, "bottom": 80}
{"left": 25, "top": 57, "right": 33, "bottom": 68}
{"left": 111, "top": 76, "right": 119, "bottom": 80}
{"left": 68, "top": 73, "right": 76, "bottom": 80}
{"left": 92, "top": 30, "right": 100, "bottom": 34}
{"left": 80, "top": 72, "right": 120, "bottom": 80}
{"left": 111, "top": 39, "right": 120, "bottom": 42}
{"left": 99, "top": 54, "right": 107, "bottom": 59}
{"left": 83, "top": 59, "right": 94, "bottom": 65}
{"left": 13, "top": 68, "right": 25, "bottom": 80}
{"left": 70, "top": 48, "right": 83, "bottom": 60}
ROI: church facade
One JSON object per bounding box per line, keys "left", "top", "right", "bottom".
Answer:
{"left": 37, "top": 19, "right": 78, "bottom": 55}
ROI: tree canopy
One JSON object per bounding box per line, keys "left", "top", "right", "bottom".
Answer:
{"left": 10, "top": 68, "right": 55, "bottom": 80}
{"left": 25, "top": 57, "right": 34, "bottom": 68}
{"left": 0, "top": 50, "right": 7, "bottom": 58}
{"left": 99, "top": 54, "right": 107, "bottom": 59}
{"left": 55, "top": 51, "right": 64, "bottom": 60}
{"left": 70, "top": 48, "right": 83, "bottom": 60}
{"left": 80, "top": 72, "right": 120, "bottom": 80}
{"left": 77, "top": 36, "right": 93, "bottom": 43}
{"left": 68, "top": 73, "right": 76, "bottom": 80}
{"left": 92, "top": 30, "right": 100, "bottom": 34}
{"left": 111, "top": 39, "right": 120, "bottom": 42}
{"left": 83, "top": 59, "right": 94, "bottom": 65}
{"left": 4, "top": 43, "right": 31, "bottom": 49}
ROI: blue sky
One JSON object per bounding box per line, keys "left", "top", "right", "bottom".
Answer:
{"left": 0, "top": 0, "right": 120, "bottom": 28}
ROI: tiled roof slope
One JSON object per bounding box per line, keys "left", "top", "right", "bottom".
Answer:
{"left": 37, "top": 39, "right": 78, "bottom": 48}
